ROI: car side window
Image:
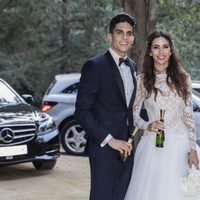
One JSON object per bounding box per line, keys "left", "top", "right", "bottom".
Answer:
{"left": 194, "top": 88, "right": 200, "bottom": 95}
{"left": 193, "top": 101, "right": 200, "bottom": 112}
{"left": 62, "top": 83, "right": 79, "bottom": 94}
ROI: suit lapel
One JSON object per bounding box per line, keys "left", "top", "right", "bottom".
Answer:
{"left": 127, "top": 58, "right": 137, "bottom": 108}
{"left": 105, "top": 51, "right": 127, "bottom": 105}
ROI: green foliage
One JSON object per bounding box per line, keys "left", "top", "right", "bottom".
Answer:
{"left": 0, "top": 0, "right": 199, "bottom": 105}
{"left": 62, "top": 0, "right": 122, "bottom": 70}
{"left": 157, "top": 0, "right": 200, "bottom": 79}
{"left": 0, "top": 0, "right": 122, "bottom": 104}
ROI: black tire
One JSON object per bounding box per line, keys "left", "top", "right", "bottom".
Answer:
{"left": 61, "top": 119, "right": 86, "bottom": 156}
{"left": 32, "top": 160, "right": 57, "bottom": 170}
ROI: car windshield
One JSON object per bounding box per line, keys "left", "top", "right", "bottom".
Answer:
{"left": 0, "top": 81, "right": 21, "bottom": 105}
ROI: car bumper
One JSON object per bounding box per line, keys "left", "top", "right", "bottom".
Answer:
{"left": 0, "top": 129, "right": 60, "bottom": 165}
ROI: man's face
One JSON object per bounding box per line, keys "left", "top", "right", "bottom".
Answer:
{"left": 107, "top": 22, "right": 134, "bottom": 57}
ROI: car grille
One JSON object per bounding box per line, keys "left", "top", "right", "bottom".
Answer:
{"left": 0, "top": 123, "right": 36, "bottom": 146}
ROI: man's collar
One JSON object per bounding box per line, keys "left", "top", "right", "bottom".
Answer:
{"left": 108, "top": 47, "right": 127, "bottom": 66}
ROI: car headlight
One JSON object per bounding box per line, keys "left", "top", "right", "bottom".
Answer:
{"left": 36, "top": 112, "right": 57, "bottom": 135}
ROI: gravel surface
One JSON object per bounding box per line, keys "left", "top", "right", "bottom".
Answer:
{"left": 0, "top": 154, "right": 90, "bottom": 200}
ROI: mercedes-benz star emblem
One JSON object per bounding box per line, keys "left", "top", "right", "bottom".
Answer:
{"left": 0, "top": 128, "right": 15, "bottom": 143}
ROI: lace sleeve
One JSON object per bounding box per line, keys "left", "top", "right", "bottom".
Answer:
{"left": 133, "top": 74, "right": 149, "bottom": 130}
{"left": 183, "top": 75, "right": 197, "bottom": 150}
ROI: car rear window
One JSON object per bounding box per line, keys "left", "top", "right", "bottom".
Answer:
{"left": 62, "top": 83, "right": 79, "bottom": 94}
{"left": 45, "top": 80, "right": 57, "bottom": 95}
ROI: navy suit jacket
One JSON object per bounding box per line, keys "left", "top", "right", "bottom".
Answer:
{"left": 75, "top": 50, "right": 137, "bottom": 159}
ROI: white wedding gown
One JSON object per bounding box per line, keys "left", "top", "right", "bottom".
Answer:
{"left": 125, "top": 72, "right": 200, "bottom": 200}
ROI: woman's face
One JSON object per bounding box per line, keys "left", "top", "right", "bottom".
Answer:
{"left": 150, "top": 36, "right": 171, "bottom": 72}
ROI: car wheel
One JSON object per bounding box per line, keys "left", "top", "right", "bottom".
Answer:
{"left": 32, "top": 160, "right": 57, "bottom": 170}
{"left": 61, "top": 119, "right": 86, "bottom": 156}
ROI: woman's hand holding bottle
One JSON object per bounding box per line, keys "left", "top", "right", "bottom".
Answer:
{"left": 147, "top": 120, "right": 165, "bottom": 134}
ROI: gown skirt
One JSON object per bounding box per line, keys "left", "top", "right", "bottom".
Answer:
{"left": 124, "top": 123, "right": 200, "bottom": 200}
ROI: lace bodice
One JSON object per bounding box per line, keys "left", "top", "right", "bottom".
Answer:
{"left": 133, "top": 72, "right": 197, "bottom": 150}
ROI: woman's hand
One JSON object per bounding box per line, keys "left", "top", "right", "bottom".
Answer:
{"left": 189, "top": 149, "right": 199, "bottom": 169}
{"left": 147, "top": 120, "right": 165, "bottom": 134}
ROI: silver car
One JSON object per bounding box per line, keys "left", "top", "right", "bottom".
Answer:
{"left": 41, "top": 73, "right": 200, "bottom": 155}
{"left": 41, "top": 73, "right": 85, "bottom": 155}
{"left": 192, "top": 90, "right": 200, "bottom": 144}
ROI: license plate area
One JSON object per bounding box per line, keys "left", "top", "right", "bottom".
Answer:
{"left": 0, "top": 145, "right": 28, "bottom": 157}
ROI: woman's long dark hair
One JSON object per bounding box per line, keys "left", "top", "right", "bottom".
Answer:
{"left": 142, "top": 30, "right": 189, "bottom": 102}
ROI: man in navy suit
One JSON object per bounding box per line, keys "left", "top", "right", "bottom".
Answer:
{"left": 75, "top": 13, "right": 137, "bottom": 200}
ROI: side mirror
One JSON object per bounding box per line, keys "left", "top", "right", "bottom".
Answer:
{"left": 22, "top": 94, "right": 34, "bottom": 104}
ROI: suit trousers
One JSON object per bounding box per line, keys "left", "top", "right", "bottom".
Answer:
{"left": 89, "top": 155, "right": 134, "bottom": 200}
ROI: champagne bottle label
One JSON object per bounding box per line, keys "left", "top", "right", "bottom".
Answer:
{"left": 156, "top": 132, "right": 164, "bottom": 147}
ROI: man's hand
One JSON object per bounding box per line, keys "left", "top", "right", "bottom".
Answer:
{"left": 107, "top": 138, "right": 132, "bottom": 157}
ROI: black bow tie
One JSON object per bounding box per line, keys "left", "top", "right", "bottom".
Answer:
{"left": 119, "top": 57, "right": 130, "bottom": 66}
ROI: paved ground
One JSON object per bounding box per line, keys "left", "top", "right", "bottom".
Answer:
{"left": 0, "top": 153, "right": 90, "bottom": 200}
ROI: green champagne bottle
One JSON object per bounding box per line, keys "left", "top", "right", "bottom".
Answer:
{"left": 156, "top": 109, "right": 165, "bottom": 148}
{"left": 160, "top": 118, "right": 165, "bottom": 142}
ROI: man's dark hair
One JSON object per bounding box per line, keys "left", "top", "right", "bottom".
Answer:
{"left": 109, "top": 13, "right": 136, "bottom": 34}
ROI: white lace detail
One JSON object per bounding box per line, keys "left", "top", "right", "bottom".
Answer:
{"left": 183, "top": 75, "right": 197, "bottom": 150}
{"left": 133, "top": 72, "right": 197, "bottom": 150}
{"left": 181, "top": 165, "right": 200, "bottom": 196}
{"left": 133, "top": 74, "right": 149, "bottom": 130}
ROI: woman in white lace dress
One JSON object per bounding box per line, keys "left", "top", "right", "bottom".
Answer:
{"left": 125, "top": 31, "right": 200, "bottom": 200}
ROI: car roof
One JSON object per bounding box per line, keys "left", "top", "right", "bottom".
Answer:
{"left": 55, "top": 73, "right": 81, "bottom": 81}
{"left": 192, "top": 80, "right": 200, "bottom": 88}
{"left": 192, "top": 80, "right": 200, "bottom": 84}
{"left": 45, "top": 73, "right": 81, "bottom": 95}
